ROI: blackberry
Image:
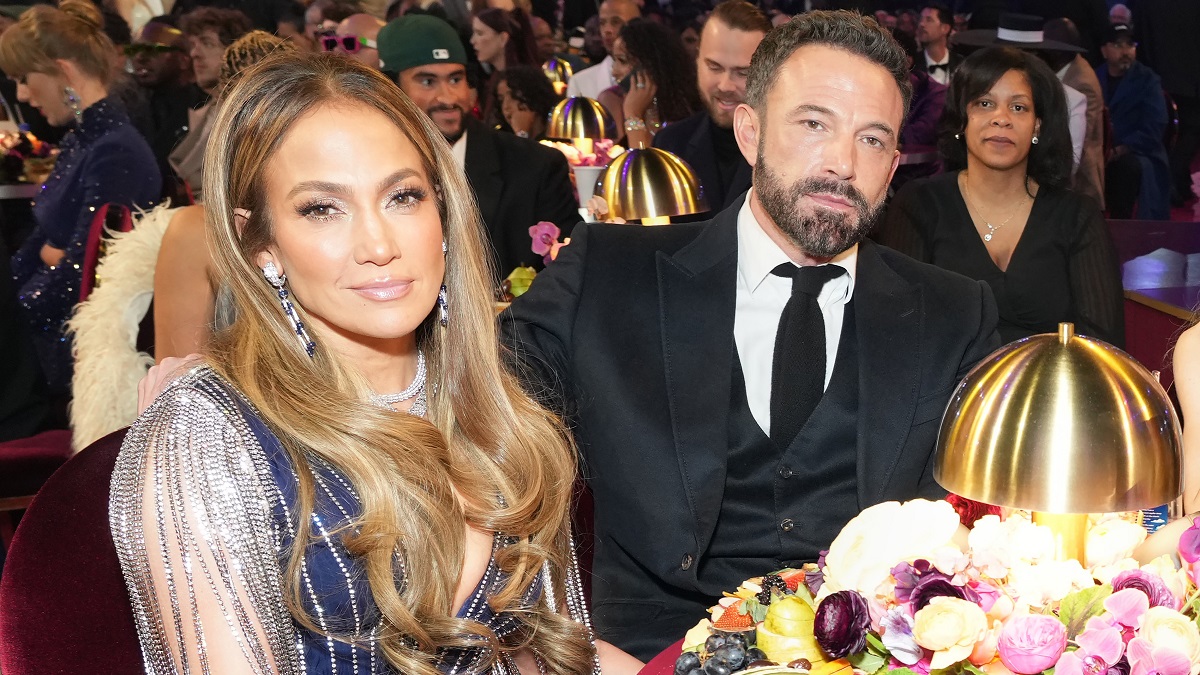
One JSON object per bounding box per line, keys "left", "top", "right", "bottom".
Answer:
{"left": 756, "top": 574, "right": 789, "bottom": 604}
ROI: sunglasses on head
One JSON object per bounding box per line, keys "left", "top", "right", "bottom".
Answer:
{"left": 320, "top": 34, "right": 377, "bottom": 53}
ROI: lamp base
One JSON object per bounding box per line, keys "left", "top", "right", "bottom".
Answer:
{"left": 1032, "top": 511, "right": 1088, "bottom": 562}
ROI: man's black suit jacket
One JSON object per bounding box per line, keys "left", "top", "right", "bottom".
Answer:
{"left": 500, "top": 197, "right": 1000, "bottom": 660}
{"left": 653, "top": 112, "right": 752, "bottom": 212}
{"left": 461, "top": 118, "right": 579, "bottom": 279}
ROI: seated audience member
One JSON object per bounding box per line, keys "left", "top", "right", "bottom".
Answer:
{"left": 915, "top": 3, "right": 960, "bottom": 85}
{"left": 582, "top": 14, "right": 607, "bottom": 65}
{"left": 1110, "top": 3, "right": 1131, "bottom": 26}
{"left": 567, "top": 0, "right": 639, "bottom": 99}
{"left": 320, "top": 13, "right": 384, "bottom": 67}
{"left": 598, "top": 18, "right": 700, "bottom": 148}
{"left": 896, "top": 8, "right": 918, "bottom": 38}
{"left": 496, "top": 64, "right": 561, "bottom": 139}
{"left": 879, "top": 47, "right": 1124, "bottom": 348}
{"left": 275, "top": 2, "right": 315, "bottom": 51}
{"left": 893, "top": 28, "right": 946, "bottom": 148}
{"left": 502, "top": 10, "right": 1001, "bottom": 660}
{"left": 170, "top": 7, "right": 251, "bottom": 201}
{"left": 1043, "top": 17, "right": 1106, "bottom": 209}
{"left": 531, "top": 14, "right": 585, "bottom": 72}
{"left": 471, "top": 8, "right": 538, "bottom": 129}
{"left": 1097, "top": 23, "right": 1171, "bottom": 220}
{"left": 0, "top": 0, "right": 161, "bottom": 395}
{"left": 169, "top": 0, "right": 298, "bottom": 33}
{"left": 874, "top": 9, "right": 897, "bottom": 31}
{"left": 304, "top": 0, "right": 359, "bottom": 41}
{"left": 378, "top": 14, "right": 577, "bottom": 278}
{"left": 653, "top": 0, "right": 767, "bottom": 210}
{"left": 678, "top": 15, "right": 702, "bottom": 61}
{"left": 128, "top": 20, "right": 208, "bottom": 202}
{"left": 154, "top": 31, "right": 297, "bottom": 361}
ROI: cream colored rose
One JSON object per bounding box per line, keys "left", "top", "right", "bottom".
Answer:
{"left": 1142, "top": 556, "right": 1189, "bottom": 608}
{"left": 1139, "top": 607, "right": 1200, "bottom": 674}
{"left": 1087, "top": 518, "right": 1147, "bottom": 568}
{"left": 968, "top": 515, "right": 1055, "bottom": 579}
{"left": 1007, "top": 559, "right": 1094, "bottom": 610}
{"left": 913, "top": 596, "right": 990, "bottom": 670}
{"left": 821, "top": 500, "right": 963, "bottom": 600}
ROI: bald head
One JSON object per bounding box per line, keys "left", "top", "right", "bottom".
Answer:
{"left": 335, "top": 13, "right": 385, "bottom": 67}
{"left": 598, "top": 0, "right": 640, "bottom": 52}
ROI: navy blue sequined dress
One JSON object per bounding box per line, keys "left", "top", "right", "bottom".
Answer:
{"left": 11, "top": 97, "right": 161, "bottom": 393}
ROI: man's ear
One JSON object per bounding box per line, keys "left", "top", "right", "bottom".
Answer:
{"left": 733, "top": 103, "right": 760, "bottom": 168}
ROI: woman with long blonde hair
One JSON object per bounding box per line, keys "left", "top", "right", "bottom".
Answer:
{"left": 111, "top": 52, "right": 641, "bottom": 675}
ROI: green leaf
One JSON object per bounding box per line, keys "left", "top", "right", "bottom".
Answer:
{"left": 1058, "top": 585, "right": 1112, "bottom": 639}
{"left": 740, "top": 596, "right": 768, "bottom": 624}
{"left": 792, "top": 582, "right": 818, "bottom": 611}
{"left": 848, "top": 648, "right": 887, "bottom": 675}
{"left": 885, "top": 668, "right": 922, "bottom": 675}
{"left": 960, "top": 662, "right": 988, "bottom": 675}
{"left": 865, "top": 632, "right": 889, "bottom": 655}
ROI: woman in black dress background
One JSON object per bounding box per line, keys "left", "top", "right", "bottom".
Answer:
{"left": 878, "top": 47, "right": 1124, "bottom": 347}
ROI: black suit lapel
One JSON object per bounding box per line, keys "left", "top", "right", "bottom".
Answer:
{"left": 462, "top": 120, "right": 504, "bottom": 237}
{"left": 658, "top": 200, "right": 740, "bottom": 554}
{"left": 853, "top": 240, "right": 922, "bottom": 505}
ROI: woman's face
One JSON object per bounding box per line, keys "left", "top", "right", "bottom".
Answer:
{"left": 255, "top": 102, "right": 445, "bottom": 354}
{"left": 610, "top": 37, "right": 634, "bottom": 83}
{"left": 470, "top": 18, "right": 507, "bottom": 66}
{"left": 16, "top": 71, "right": 72, "bottom": 127}
{"left": 963, "top": 68, "right": 1042, "bottom": 173}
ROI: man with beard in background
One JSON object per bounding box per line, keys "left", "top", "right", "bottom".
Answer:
{"left": 654, "top": 0, "right": 769, "bottom": 210}
{"left": 376, "top": 14, "right": 577, "bottom": 277}
{"left": 128, "top": 20, "right": 207, "bottom": 201}
{"left": 502, "top": 9, "right": 1000, "bottom": 662}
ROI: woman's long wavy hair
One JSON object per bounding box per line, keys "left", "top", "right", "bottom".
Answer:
{"left": 202, "top": 52, "right": 593, "bottom": 674}
{"left": 937, "top": 46, "right": 1074, "bottom": 191}
{"left": 618, "top": 18, "right": 702, "bottom": 124}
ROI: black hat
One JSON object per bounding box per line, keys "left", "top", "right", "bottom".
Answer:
{"left": 952, "top": 12, "right": 1086, "bottom": 53}
{"left": 1101, "top": 23, "right": 1135, "bottom": 46}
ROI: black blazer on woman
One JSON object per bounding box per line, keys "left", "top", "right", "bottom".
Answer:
{"left": 500, "top": 196, "right": 999, "bottom": 660}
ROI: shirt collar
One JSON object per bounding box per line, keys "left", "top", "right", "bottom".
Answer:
{"left": 451, "top": 130, "right": 468, "bottom": 168}
{"left": 736, "top": 189, "right": 858, "bottom": 295}
{"left": 925, "top": 51, "right": 949, "bottom": 67}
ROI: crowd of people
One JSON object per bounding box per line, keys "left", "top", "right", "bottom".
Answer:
{"left": 1, "top": 0, "right": 1200, "bottom": 673}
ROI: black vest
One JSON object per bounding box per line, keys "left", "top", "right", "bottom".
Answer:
{"left": 699, "top": 302, "right": 859, "bottom": 594}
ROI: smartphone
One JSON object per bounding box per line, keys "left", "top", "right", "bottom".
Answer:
{"left": 618, "top": 67, "right": 641, "bottom": 94}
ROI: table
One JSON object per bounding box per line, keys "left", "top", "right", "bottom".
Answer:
{"left": 638, "top": 639, "right": 684, "bottom": 675}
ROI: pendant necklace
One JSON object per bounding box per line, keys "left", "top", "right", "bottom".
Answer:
{"left": 962, "top": 176, "right": 1029, "bottom": 243}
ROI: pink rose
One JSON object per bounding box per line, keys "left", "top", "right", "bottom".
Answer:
{"left": 997, "top": 615, "right": 1067, "bottom": 674}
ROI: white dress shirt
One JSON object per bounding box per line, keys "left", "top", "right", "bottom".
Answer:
{"left": 733, "top": 192, "right": 857, "bottom": 437}
{"left": 924, "top": 50, "right": 951, "bottom": 85}
{"left": 566, "top": 56, "right": 615, "bottom": 100}
{"left": 451, "top": 130, "right": 467, "bottom": 168}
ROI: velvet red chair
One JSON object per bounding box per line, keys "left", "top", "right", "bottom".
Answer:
{"left": 0, "top": 430, "right": 73, "bottom": 549}
{"left": 0, "top": 428, "right": 142, "bottom": 674}
{"left": 79, "top": 203, "right": 134, "bottom": 303}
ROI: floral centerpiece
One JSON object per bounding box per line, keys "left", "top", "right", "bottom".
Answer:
{"left": 496, "top": 222, "right": 569, "bottom": 302}
{"left": 540, "top": 138, "right": 625, "bottom": 167}
{"left": 0, "top": 128, "right": 55, "bottom": 184}
{"left": 676, "top": 499, "right": 1200, "bottom": 675}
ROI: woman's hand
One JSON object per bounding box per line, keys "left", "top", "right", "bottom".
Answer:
{"left": 39, "top": 243, "right": 65, "bottom": 267}
{"left": 138, "top": 354, "right": 204, "bottom": 414}
{"left": 506, "top": 103, "right": 540, "bottom": 139}
{"left": 622, "top": 70, "right": 657, "bottom": 120}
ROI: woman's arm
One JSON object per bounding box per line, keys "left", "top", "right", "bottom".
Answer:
{"left": 597, "top": 639, "right": 645, "bottom": 674}
{"left": 153, "top": 205, "right": 216, "bottom": 361}
{"left": 1175, "top": 325, "right": 1200, "bottom": 513}
{"left": 622, "top": 71, "right": 657, "bottom": 150}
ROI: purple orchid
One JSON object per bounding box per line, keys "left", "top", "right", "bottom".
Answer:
{"left": 529, "top": 221, "right": 561, "bottom": 264}
{"left": 1055, "top": 617, "right": 1126, "bottom": 675}
{"left": 1178, "top": 517, "right": 1200, "bottom": 564}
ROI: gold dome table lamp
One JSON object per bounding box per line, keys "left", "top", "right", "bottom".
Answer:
{"left": 543, "top": 57, "right": 573, "bottom": 96}
{"left": 546, "top": 97, "right": 615, "bottom": 155}
{"left": 594, "top": 147, "right": 709, "bottom": 225}
{"left": 934, "top": 323, "right": 1182, "bottom": 562}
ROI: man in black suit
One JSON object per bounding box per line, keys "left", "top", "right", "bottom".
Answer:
{"left": 914, "top": 3, "right": 961, "bottom": 85}
{"left": 376, "top": 15, "right": 578, "bottom": 278}
{"left": 502, "top": 10, "right": 999, "bottom": 661}
{"left": 653, "top": 0, "right": 769, "bottom": 211}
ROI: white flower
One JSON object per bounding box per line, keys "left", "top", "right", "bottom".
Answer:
{"left": 1092, "top": 558, "right": 1139, "bottom": 585}
{"left": 820, "top": 499, "right": 963, "bottom": 600}
{"left": 1007, "top": 559, "right": 1094, "bottom": 610}
{"left": 968, "top": 515, "right": 1055, "bottom": 579}
{"left": 1087, "top": 518, "right": 1147, "bottom": 568}
{"left": 1139, "top": 607, "right": 1200, "bottom": 675}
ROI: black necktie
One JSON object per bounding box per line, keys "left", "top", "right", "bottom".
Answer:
{"left": 769, "top": 263, "right": 847, "bottom": 451}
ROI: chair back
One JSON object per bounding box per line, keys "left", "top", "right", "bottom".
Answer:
{"left": 0, "top": 428, "right": 142, "bottom": 674}
{"left": 1164, "top": 89, "right": 1180, "bottom": 150}
{"left": 79, "top": 204, "right": 134, "bottom": 303}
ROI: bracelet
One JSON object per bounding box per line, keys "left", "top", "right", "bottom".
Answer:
{"left": 624, "top": 116, "right": 647, "bottom": 132}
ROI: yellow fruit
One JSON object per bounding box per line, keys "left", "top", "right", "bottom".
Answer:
{"left": 763, "top": 596, "right": 815, "bottom": 636}
{"left": 755, "top": 621, "right": 826, "bottom": 667}
{"left": 506, "top": 266, "right": 538, "bottom": 297}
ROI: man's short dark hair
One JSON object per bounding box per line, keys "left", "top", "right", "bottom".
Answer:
{"left": 180, "top": 7, "right": 252, "bottom": 46}
{"left": 708, "top": 0, "right": 771, "bottom": 36}
{"left": 922, "top": 3, "right": 953, "bottom": 27}
{"left": 745, "top": 10, "right": 912, "bottom": 119}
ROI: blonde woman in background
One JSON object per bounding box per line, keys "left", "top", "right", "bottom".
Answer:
{"left": 113, "top": 52, "right": 642, "bottom": 674}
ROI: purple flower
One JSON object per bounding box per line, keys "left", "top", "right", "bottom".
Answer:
{"left": 881, "top": 608, "right": 924, "bottom": 666}
{"left": 1178, "top": 517, "right": 1200, "bottom": 563}
{"left": 814, "top": 590, "right": 871, "bottom": 659}
{"left": 893, "top": 559, "right": 935, "bottom": 604}
{"left": 529, "top": 221, "right": 561, "bottom": 261}
{"left": 805, "top": 566, "right": 825, "bottom": 596}
{"left": 911, "top": 573, "right": 981, "bottom": 611}
{"left": 1111, "top": 569, "right": 1180, "bottom": 609}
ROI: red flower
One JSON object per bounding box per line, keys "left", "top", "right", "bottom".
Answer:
{"left": 946, "top": 494, "right": 1001, "bottom": 528}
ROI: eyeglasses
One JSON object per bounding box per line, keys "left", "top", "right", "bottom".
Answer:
{"left": 320, "top": 34, "right": 377, "bottom": 54}
{"left": 123, "top": 43, "right": 182, "bottom": 56}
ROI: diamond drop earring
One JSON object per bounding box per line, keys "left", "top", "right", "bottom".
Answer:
{"left": 262, "top": 261, "right": 315, "bottom": 357}
{"left": 63, "top": 86, "right": 82, "bottom": 124}
{"left": 437, "top": 285, "right": 449, "bottom": 326}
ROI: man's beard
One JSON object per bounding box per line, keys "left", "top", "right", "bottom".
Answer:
{"left": 428, "top": 103, "right": 465, "bottom": 143}
{"left": 754, "top": 148, "right": 884, "bottom": 259}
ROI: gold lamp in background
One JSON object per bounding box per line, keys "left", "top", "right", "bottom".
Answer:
{"left": 935, "top": 323, "right": 1182, "bottom": 563}
{"left": 543, "top": 57, "right": 573, "bottom": 96}
{"left": 546, "top": 97, "right": 615, "bottom": 154}
{"left": 595, "top": 147, "right": 709, "bottom": 225}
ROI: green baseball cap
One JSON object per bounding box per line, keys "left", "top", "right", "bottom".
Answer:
{"left": 377, "top": 14, "right": 467, "bottom": 75}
